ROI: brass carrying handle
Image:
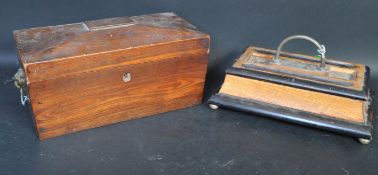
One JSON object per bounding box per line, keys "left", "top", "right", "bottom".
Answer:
{"left": 273, "top": 35, "right": 327, "bottom": 70}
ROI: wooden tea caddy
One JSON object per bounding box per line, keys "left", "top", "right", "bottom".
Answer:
{"left": 13, "top": 12, "right": 210, "bottom": 139}
{"left": 208, "top": 35, "right": 374, "bottom": 144}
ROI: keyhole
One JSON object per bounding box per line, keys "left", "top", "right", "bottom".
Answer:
{"left": 122, "top": 72, "right": 131, "bottom": 83}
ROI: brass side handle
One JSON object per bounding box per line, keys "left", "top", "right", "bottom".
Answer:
{"left": 13, "top": 68, "right": 29, "bottom": 106}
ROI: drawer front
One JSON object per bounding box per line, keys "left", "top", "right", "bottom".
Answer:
{"left": 28, "top": 51, "right": 208, "bottom": 139}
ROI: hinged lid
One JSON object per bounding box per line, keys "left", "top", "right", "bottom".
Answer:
{"left": 13, "top": 12, "right": 209, "bottom": 83}
{"left": 13, "top": 12, "right": 207, "bottom": 64}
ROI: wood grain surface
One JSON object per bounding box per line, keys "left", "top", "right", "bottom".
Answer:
{"left": 23, "top": 38, "right": 209, "bottom": 83}
{"left": 29, "top": 52, "right": 208, "bottom": 139}
{"left": 219, "top": 75, "right": 366, "bottom": 123}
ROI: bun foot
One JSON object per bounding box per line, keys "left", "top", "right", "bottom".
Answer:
{"left": 209, "top": 104, "right": 219, "bottom": 110}
{"left": 358, "top": 138, "right": 371, "bottom": 145}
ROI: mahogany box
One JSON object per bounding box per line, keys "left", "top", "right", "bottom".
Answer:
{"left": 13, "top": 12, "right": 210, "bottom": 139}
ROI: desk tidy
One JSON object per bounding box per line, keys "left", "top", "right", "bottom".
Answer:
{"left": 12, "top": 12, "right": 210, "bottom": 140}
{"left": 208, "top": 35, "right": 374, "bottom": 144}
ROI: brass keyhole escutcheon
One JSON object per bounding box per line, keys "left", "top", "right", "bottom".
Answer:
{"left": 122, "top": 72, "right": 131, "bottom": 83}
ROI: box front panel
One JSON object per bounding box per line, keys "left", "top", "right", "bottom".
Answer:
{"left": 27, "top": 50, "right": 208, "bottom": 139}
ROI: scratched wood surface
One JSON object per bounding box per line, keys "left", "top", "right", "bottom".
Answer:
{"left": 219, "top": 75, "right": 366, "bottom": 123}
{"left": 13, "top": 12, "right": 210, "bottom": 139}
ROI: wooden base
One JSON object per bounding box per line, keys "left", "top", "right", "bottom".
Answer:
{"left": 208, "top": 92, "right": 374, "bottom": 140}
